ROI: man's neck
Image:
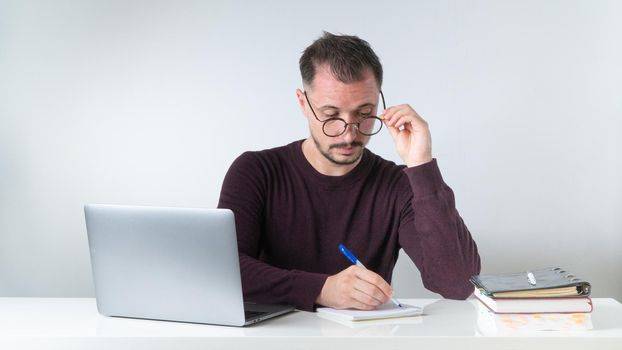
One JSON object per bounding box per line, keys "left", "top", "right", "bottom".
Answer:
{"left": 301, "top": 138, "right": 361, "bottom": 176}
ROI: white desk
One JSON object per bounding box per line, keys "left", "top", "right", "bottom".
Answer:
{"left": 1, "top": 298, "right": 621, "bottom": 349}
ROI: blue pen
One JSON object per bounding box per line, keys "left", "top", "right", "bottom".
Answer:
{"left": 338, "top": 243, "right": 402, "bottom": 308}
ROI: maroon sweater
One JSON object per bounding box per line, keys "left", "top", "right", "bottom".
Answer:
{"left": 218, "top": 140, "right": 480, "bottom": 311}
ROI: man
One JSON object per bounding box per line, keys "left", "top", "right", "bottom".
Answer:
{"left": 218, "top": 32, "right": 480, "bottom": 311}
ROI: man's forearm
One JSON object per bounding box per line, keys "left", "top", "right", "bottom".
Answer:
{"left": 400, "top": 160, "right": 481, "bottom": 298}
{"left": 239, "top": 253, "right": 328, "bottom": 311}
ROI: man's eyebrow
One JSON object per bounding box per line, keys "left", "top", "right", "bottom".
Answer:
{"left": 318, "top": 102, "right": 375, "bottom": 110}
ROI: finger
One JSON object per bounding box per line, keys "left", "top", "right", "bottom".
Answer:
{"left": 383, "top": 109, "right": 406, "bottom": 139}
{"left": 386, "top": 105, "right": 426, "bottom": 127}
{"left": 385, "top": 123, "right": 400, "bottom": 141}
{"left": 350, "top": 289, "right": 382, "bottom": 309}
{"left": 392, "top": 114, "right": 418, "bottom": 129}
{"left": 353, "top": 268, "right": 393, "bottom": 298}
{"left": 347, "top": 298, "right": 376, "bottom": 311}
{"left": 385, "top": 109, "right": 409, "bottom": 127}
{"left": 388, "top": 108, "right": 422, "bottom": 129}
{"left": 381, "top": 105, "right": 405, "bottom": 123}
{"left": 394, "top": 110, "right": 430, "bottom": 130}
{"left": 387, "top": 103, "right": 413, "bottom": 113}
{"left": 352, "top": 278, "right": 388, "bottom": 305}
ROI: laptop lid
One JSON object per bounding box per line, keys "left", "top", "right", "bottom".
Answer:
{"left": 85, "top": 204, "right": 249, "bottom": 326}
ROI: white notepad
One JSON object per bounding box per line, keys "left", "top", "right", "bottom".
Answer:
{"left": 316, "top": 303, "right": 422, "bottom": 321}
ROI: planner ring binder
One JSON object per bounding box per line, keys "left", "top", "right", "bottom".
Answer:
{"left": 470, "top": 267, "right": 591, "bottom": 299}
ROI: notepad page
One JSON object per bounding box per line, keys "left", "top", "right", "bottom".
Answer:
{"left": 316, "top": 303, "right": 422, "bottom": 321}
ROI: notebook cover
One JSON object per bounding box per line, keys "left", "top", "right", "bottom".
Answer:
{"left": 473, "top": 291, "right": 593, "bottom": 314}
{"left": 469, "top": 267, "right": 591, "bottom": 298}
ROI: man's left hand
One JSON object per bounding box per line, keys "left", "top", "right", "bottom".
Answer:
{"left": 382, "top": 104, "right": 433, "bottom": 167}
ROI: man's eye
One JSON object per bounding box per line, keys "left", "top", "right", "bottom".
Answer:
{"left": 325, "top": 114, "right": 338, "bottom": 118}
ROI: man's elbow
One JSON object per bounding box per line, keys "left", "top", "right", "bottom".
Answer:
{"left": 439, "top": 283, "right": 475, "bottom": 300}
{"left": 424, "top": 258, "right": 480, "bottom": 300}
{"left": 444, "top": 254, "right": 481, "bottom": 299}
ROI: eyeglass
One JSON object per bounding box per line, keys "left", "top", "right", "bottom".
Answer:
{"left": 304, "top": 91, "right": 386, "bottom": 137}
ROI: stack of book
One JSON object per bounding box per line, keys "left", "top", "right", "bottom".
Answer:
{"left": 470, "top": 267, "right": 592, "bottom": 314}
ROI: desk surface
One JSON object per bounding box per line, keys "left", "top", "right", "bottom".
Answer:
{"left": 1, "top": 297, "right": 621, "bottom": 350}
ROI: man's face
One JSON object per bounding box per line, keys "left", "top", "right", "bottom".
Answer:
{"left": 298, "top": 65, "right": 381, "bottom": 166}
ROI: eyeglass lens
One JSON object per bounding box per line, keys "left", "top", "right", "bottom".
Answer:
{"left": 323, "top": 117, "right": 381, "bottom": 137}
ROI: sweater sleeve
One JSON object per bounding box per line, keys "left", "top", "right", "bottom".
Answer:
{"left": 217, "top": 152, "right": 328, "bottom": 311}
{"left": 397, "top": 159, "right": 481, "bottom": 299}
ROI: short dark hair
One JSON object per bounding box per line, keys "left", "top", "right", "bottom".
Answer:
{"left": 299, "top": 32, "right": 383, "bottom": 89}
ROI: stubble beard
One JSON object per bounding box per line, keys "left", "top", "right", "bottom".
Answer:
{"left": 311, "top": 134, "right": 366, "bottom": 166}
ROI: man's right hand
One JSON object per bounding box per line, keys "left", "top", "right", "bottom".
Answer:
{"left": 315, "top": 265, "right": 394, "bottom": 310}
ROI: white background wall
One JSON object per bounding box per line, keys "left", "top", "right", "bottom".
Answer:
{"left": 1, "top": 0, "right": 620, "bottom": 300}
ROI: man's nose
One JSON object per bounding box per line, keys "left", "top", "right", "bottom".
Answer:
{"left": 341, "top": 122, "right": 358, "bottom": 143}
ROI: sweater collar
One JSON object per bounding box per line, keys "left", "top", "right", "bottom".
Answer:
{"left": 289, "top": 139, "right": 372, "bottom": 188}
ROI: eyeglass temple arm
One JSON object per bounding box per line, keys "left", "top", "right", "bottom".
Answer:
{"left": 377, "top": 90, "right": 387, "bottom": 120}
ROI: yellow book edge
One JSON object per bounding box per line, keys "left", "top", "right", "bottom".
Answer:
{"left": 491, "top": 286, "right": 581, "bottom": 298}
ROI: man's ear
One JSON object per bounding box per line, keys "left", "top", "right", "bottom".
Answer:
{"left": 295, "top": 89, "right": 307, "bottom": 118}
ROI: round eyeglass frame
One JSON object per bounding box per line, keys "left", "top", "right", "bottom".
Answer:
{"left": 303, "top": 90, "right": 386, "bottom": 137}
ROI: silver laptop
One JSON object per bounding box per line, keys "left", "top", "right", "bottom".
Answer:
{"left": 84, "top": 204, "right": 294, "bottom": 326}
